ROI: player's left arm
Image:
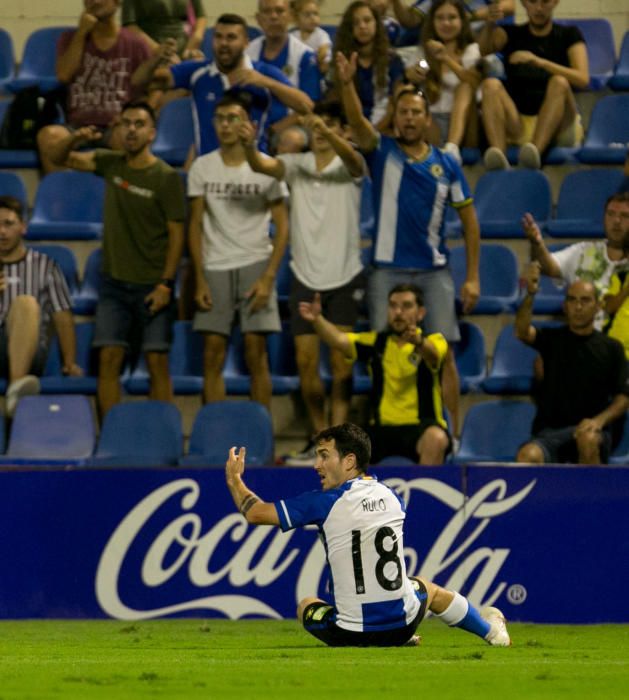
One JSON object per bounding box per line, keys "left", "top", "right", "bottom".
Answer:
{"left": 457, "top": 202, "right": 481, "bottom": 314}
{"left": 511, "top": 40, "right": 589, "bottom": 90}
{"left": 144, "top": 219, "right": 185, "bottom": 314}
{"left": 225, "top": 447, "right": 280, "bottom": 526}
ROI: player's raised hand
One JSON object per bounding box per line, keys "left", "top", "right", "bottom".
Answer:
{"left": 336, "top": 51, "right": 358, "bottom": 85}
{"left": 524, "top": 261, "right": 541, "bottom": 295}
{"left": 237, "top": 119, "right": 257, "bottom": 148}
{"left": 302, "top": 113, "right": 329, "bottom": 138}
{"left": 78, "top": 10, "right": 98, "bottom": 35}
{"left": 72, "top": 125, "right": 102, "bottom": 146}
{"left": 226, "top": 446, "right": 247, "bottom": 482}
{"left": 522, "top": 212, "right": 543, "bottom": 246}
{"left": 425, "top": 40, "right": 446, "bottom": 60}
{"left": 299, "top": 292, "right": 322, "bottom": 322}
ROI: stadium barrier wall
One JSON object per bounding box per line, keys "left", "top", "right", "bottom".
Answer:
{"left": 1, "top": 464, "right": 628, "bottom": 623}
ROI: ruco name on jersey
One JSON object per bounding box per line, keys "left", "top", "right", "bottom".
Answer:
{"left": 362, "top": 498, "right": 387, "bottom": 513}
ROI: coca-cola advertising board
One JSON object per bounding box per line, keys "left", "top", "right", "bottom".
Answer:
{"left": 0, "top": 465, "right": 627, "bottom": 622}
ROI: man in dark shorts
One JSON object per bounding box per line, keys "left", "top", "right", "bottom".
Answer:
{"left": 225, "top": 422, "right": 511, "bottom": 647}
{"left": 52, "top": 101, "right": 185, "bottom": 419}
{"left": 299, "top": 283, "right": 451, "bottom": 464}
{"left": 516, "top": 263, "right": 629, "bottom": 464}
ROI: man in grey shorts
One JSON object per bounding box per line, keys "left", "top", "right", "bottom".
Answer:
{"left": 187, "top": 93, "right": 289, "bottom": 409}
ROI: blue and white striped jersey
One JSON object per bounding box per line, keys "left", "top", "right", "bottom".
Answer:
{"left": 275, "top": 476, "right": 422, "bottom": 633}
{"left": 366, "top": 137, "right": 472, "bottom": 270}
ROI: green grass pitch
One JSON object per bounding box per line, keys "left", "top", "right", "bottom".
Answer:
{"left": 1, "top": 619, "right": 628, "bottom": 699}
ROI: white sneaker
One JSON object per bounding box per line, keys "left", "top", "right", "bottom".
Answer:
{"left": 284, "top": 440, "right": 317, "bottom": 466}
{"left": 402, "top": 634, "right": 422, "bottom": 647}
{"left": 518, "top": 142, "right": 541, "bottom": 169}
{"left": 483, "top": 146, "right": 510, "bottom": 170}
{"left": 6, "top": 374, "right": 40, "bottom": 418}
{"left": 481, "top": 606, "right": 512, "bottom": 647}
{"left": 443, "top": 142, "right": 462, "bottom": 165}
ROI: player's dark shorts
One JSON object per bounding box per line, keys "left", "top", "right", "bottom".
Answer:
{"left": 301, "top": 577, "right": 428, "bottom": 647}
{"left": 368, "top": 422, "right": 452, "bottom": 464}
{"left": 527, "top": 425, "right": 614, "bottom": 464}
{"left": 289, "top": 271, "right": 366, "bottom": 336}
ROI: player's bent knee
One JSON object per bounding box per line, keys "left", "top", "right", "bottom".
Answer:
{"left": 297, "top": 596, "right": 323, "bottom": 622}
{"left": 516, "top": 442, "right": 544, "bottom": 464}
{"left": 481, "top": 77, "right": 504, "bottom": 97}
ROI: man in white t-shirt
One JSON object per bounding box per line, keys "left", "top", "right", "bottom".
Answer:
{"left": 226, "top": 422, "right": 511, "bottom": 647}
{"left": 240, "top": 101, "right": 366, "bottom": 463}
{"left": 187, "top": 93, "right": 289, "bottom": 408}
{"left": 523, "top": 193, "right": 629, "bottom": 328}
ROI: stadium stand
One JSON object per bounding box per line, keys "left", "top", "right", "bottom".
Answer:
{"left": 88, "top": 400, "right": 183, "bottom": 467}
{"left": 0, "top": 28, "right": 15, "bottom": 93}
{"left": 455, "top": 320, "right": 486, "bottom": 394}
{"left": 0, "top": 394, "right": 95, "bottom": 464}
{"left": 152, "top": 97, "right": 194, "bottom": 167}
{"left": 456, "top": 400, "right": 536, "bottom": 463}
{"left": 450, "top": 244, "right": 519, "bottom": 314}
{"left": 266, "top": 324, "right": 301, "bottom": 395}
{"left": 27, "top": 171, "right": 104, "bottom": 240}
{"left": 0, "top": 171, "right": 27, "bottom": 206}
{"left": 609, "top": 30, "right": 629, "bottom": 90}
{"left": 547, "top": 168, "right": 624, "bottom": 238}
{"left": 577, "top": 94, "right": 629, "bottom": 165}
{"left": 40, "top": 321, "right": 99, "bottom": 395}
{"left": 556, "top": 18, "right": 616, "bottom": 90}
{"left": 72, "top": 248, "right": 103, "bottom": 316}
{"left": 179, "top": 400, "right": 274, "bottom": 466}
{"left": 5, "top": 27, "right": 71, "bottom": 93}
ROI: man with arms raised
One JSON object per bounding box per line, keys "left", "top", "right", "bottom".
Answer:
{"left": 226, "top": 422, "right": 511, "bottom": 647}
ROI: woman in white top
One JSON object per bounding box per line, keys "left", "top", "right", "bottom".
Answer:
{"left": 406, "top": 0, "right": 481, "bottom": 162}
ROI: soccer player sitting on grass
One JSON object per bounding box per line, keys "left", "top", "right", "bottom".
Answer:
{"left": 225, "top": 422, "right": 512, "bottom": 648}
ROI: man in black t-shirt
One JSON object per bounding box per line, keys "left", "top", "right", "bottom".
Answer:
{"left": 515, "top": 263, "right": 629, "bottom": 464}
{"left": 477, "top": 0, "right": 589, "bottom": 170}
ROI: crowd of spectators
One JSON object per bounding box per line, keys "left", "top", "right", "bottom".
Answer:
{"left": 1, "top": 0, "right": 628, "bottom": 466}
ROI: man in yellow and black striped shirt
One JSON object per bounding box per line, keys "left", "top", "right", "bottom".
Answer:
{"left": 299, "top": 283, "right": 451, "bottom": 464}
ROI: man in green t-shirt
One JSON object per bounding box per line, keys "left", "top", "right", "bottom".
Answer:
{"left": 52, "top": 101, "right": 185, "bottom": 418}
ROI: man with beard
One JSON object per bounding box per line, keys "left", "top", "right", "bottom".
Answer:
{"left": 523, "top": 193, "right": 629, "bottom": 329}
{"left": 336, "top": 52, "right": 480, "bottom": 446}
{"left": 516, "top": 265, "right": 629, "bottom": 465}
{"left": 142, "top": 13, "right": 313, "bottom": 155}
{"left": 51, "top": 101, "right": 185, "bottom": 419}
{"left": 37, "top": 0, "right": 152, "bottom": 173}
{"left": 0, "top": 196, "right": 83, "bottom": 417}
{"left": 299, "top": 284, "right": 451, "bottom": 465}
{"left": 477, "top": 0, "right": 589, "bottom": 170}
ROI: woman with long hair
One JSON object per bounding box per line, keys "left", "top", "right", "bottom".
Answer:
{"left": 332, "top": 1, "right": 405, "bottom": 127}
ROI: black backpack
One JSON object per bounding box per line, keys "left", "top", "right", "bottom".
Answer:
{"left": 0, "top": 86, "right": 64, "bottom": 150}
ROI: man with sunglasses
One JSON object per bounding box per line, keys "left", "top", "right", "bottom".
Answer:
{"left": 337, "top": 53, "right": 480, "bottom": 443}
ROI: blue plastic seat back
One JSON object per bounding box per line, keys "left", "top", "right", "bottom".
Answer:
{"left": 9, "top": 27, "right": 72, "bottom": 92}
{"left": 28, "top": 172, "right": 104, "bottom": 239}
{"left": 41, "top": 321, "right": 98, "bottom": 394}
{"left": 31, "top": 244, "right": 80, "bottom": 296}
{"left": 0, "top": 28, "right": 14, "bottom": 90}
{"left": 91, "top": 401, "right": 183, "bottom": 466}
{"left": 6, "top": 395, "right": 95, "bottom": 461}
{"left": 556, "top": 18, "right": 616, "bottom": 88}
{"left": 73, "top": 248, "right": 103, "bottom": 314}
{"left": 183, "top": 400, "right": 274, "bottom": 466}
{"left": 474, "top": 170, "right": 552, "bottom": 236}
{"left": 455, "top": 320, "right": 486, "bottom": 393}
{"left": 0, "top": 171, "right": 27, "bottom": 206}
{"left": 548, "top": 169, "right": 624, "bottom": 238}
{"left": 610, "top": 412, "right": 629, "bottom": 465}
{"left": 457, "top": 400, "right": 536, "bottom": 463}
{"left": 267, "top": 326, "right": 300, "bottom": 394}
{"left": 610, "top": 31, "right": 629, "bottom": 90}
{"left": 578, "top": 95, "right": 629, "bottom": 164}
{"left": 153, "top": 97, "right": 194, "bottom": 166}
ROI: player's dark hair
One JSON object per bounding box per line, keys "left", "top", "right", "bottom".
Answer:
{"left": 121, "top": 100, "right": 157, "bottom": 125}
{"left": 0, "top": 195, "right": 24, "bottom": 221}
{"left": 216, "top": 14, "right": 249, "bottom": 30}
{"left": 316, "top": 423, "right": 371, "bottom": 472}
{"left": 605, "top": 191, "right": 629, "bottom": 210}
{"left": 313, "top": 99, "right": 345, "bottom": 125}
{"left": 216, "top": 91, "right": 253, "bottom": 115}
{"left": 393, "top": 85, "right": 431, "bottom": 114}
{"left": 388, "top": 283, "right": 424, "bottom": 307}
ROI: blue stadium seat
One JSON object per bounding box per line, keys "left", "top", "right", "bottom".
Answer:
{"left": 610, "top": 412, "right": 629, "bottom": 465}
{"left": 201, "top": 26, "right": 262, "bottom": 60}
{"left": 0, "top": 394, "right": 95, "bottom": 465}
{"left": 0, "top": 100, "right": 40, "bottom": 168}
{"left": 88, "top": 401, "right": 183, "bottom": 467}
{"left": 40, "top": 321, "right": 99, "bottom": 394}
{"left": 455, "top": 320, "right": 486, "bottom": 393}
{"left": 72, "top": 247, "right": 102, "bottom": 315}
{"left": 0, "top": 28, "right": 15, "bottom": 93}
{"left": 179, "top": 400, "right": 274, "bottom": 466}
{"left": 577, "top": 95, "right": 629, "bottom": 165}
{"left": 31, "top": 244, "right": 80, "bottom": 297}
{"left": 456, "top": 399, "right": 535, "bottom": 463}
{"left": 319, "top": 342, "right": 371, "bottom": 395}
{"left": 320, "top": 24, "right": 338, "bottom": 43}
{"left": 556, "top": 18, "right": 616, "bottom": 90}
{"left": 27, "top": 172, "right": 104, "bottom": 240}
{"left": 450, "top": 244, "right": 519, "bottom": 314}
{"left": 267, "top": 325, "right": 300, "bottom": 395}
{"left": 152, "top": 97, "right": 194, "bottom": 167}
{"left": 610, "top": 31, "right": 629, "bottom": 91}
{"left": 6, "top": 27, "right": 72, "bottom": 93}
{"left": 547, "top": 168, "right": 624, "bottom": 238}
{"left": 532, "top": 246, "right": 566, "bottom": 314}
{"left": 0, "top": 171, "right": 27, "bottom": 206}
{"left": 470, "top": 170, "right": 552, "bottom": 238}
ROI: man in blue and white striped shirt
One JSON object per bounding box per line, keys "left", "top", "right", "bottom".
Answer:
{"left": 0, "top": 196, "right": 83, "bottom": 416}
{"left": 225, "top": 422, "right": 511, "bottom": 647}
